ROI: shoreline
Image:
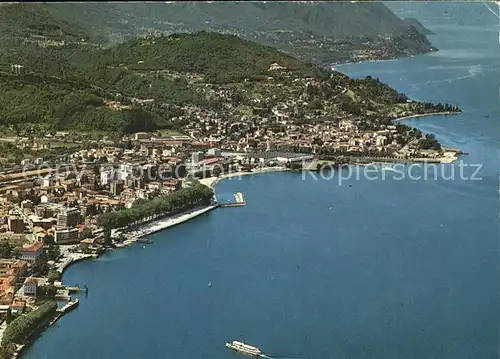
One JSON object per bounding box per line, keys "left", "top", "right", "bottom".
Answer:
{"left": 19, "top": 134, "right": 460, "bottom": 357}
{"left": 57, "top": 253, "right": 96, "bottom": 275}
{"left": 53, "top": 168, "right": 291, "bottom": 276}
{"left": 122, "top": 205, "right": 218, "bottom": 241}
{"left": 331, "top": 46, "right": 438, "bottom": 68}
{"left": 55, "top": 167, "right": 291, "bottom": 276}
{"left": 332, "top": 57, "right": 399, "bottom": 67}
{"left": 392, "top": 111, "right": 461, "bottom": 122}
{"left": 198, "top": 166, "right": 290, "bottom": 189}
{"left": 16, "top": 204, "right": 220, "bottom": 359}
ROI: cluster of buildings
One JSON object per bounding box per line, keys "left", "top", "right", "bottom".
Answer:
{"left": 0, "top": 58, "right": 453, "bottom": 311}
{"left": 0, "top": 130, "right": 317, "bottom": 252}
{"left": 123, "top": 63, "right": 444, "bottom": 161}
{"left": 0, "top": 241, "right": 48, "bottom": 312}
{"left": 0, "top": 109, "right": 445, "bottom": 253}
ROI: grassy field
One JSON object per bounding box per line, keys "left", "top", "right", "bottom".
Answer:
{"left": 235, "top": 105, "right": 254, "bottom": 116}
{"left": 158, "top": 129, "right": 186, "bottom": 136}
{"left": 50, "top": 141, "right": 81, "bottom": 148}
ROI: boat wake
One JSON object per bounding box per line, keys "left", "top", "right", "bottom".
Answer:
{"left": 263, "top": 355, "right": 313, "bottom": 359}
{"left": 483, "top": 2, "right": 500, "bottom": 20}
{"left": 263, "top": 353, "right": 315, "bottom": 359}
{"left": 411, "top": 64, "right": 483, "bottom": 89}
{"left": 226, "top": 340, "right": 313, "bottom": 359}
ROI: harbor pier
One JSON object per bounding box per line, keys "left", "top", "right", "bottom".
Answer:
{"left": 220, "top": 192, "right": 246, "bottom": 207}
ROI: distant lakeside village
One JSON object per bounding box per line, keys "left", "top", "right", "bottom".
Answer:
{"left": 0, "top": 68, "right": 464, "bottom": 358}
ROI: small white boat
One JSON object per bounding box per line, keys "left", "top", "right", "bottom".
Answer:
{"left": 225, "top": 341, "right": 262, "bottom": 356}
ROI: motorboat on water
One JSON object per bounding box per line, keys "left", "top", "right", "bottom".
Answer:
{"left": 225, "top": 341, "right": 262, "bottom": 356}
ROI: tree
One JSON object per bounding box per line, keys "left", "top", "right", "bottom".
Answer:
{"left": 97, "top": 184, "right": 214, "bottom": 231}
{"left": 1, "top": 301, "right": 57, "bottom": 349}
{"left": 308, "top": 99, "right": 323, "bottom": 110}
{"left": 47, "top": 270, "right": 61, "bottom": 284}
{"left": 0, "top": 242, "right": 12, "bottom": 258}
{"left": 45, "top": 244, "right": 60, "bottom": 261}
{"left": 103, "top": 229, "right": 113, "bottom": 247}
{"left": 42, "top": 234, "right": 54, "bottom": 245}
{"left": 38, "top": 285, "right": 57, "bottom": 298}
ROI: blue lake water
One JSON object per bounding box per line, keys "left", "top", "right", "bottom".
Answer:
{"left": 24, "top": 3, "right": 498, "bottom": 359}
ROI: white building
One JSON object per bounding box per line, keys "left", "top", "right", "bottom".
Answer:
{"left": 100, "top": 169, "right": 118, "bottom": 186}
{"left": 376, "top": 136, "right": 387, "bottom": 146}
{"left": 275, "top": 155, "right": 314, "bottom": 164}
{"left": 266, "top": 139, "right": 273, "bottom": 152}
{"left": 207, "top": 148, "right": 221, "bottom": 157}
{"left": 119, "top": 163, "right": 135, "bottom": 181}
{"left": 19, "top": 242, "right": 44, "bottom": 265}
{"left": 23, "top": 277, "right": 38, "bottom": 296}
{"left": 54, "top": 228, "right": 79, "bottom": 244}
{"left": 191, "top": 151, "right": 204, "bottom": 165}
{"left": 42, "top": 175, "right": 56, "bottom": 188}
{"left": 40, "top": 194, "right": 56, "bottom": 204}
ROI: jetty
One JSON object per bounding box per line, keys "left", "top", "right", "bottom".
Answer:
{"left": 123, "top": 205, "right": 218, "bottom": 239}
{"left": 220, "top": 192, "right": 246, "bottom": 208}
{"left": 57, "top": 299, "right": 79, "bottom": 313}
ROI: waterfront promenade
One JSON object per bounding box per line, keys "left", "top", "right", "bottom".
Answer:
{"left": 124, "top": 205, "right": 218, "bottom": 240}
{"left": 56, "top": 252, "right": 96, "bottom": 273}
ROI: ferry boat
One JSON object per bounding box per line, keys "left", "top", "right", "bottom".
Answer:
{"left": 225, "top": 341, "right": 262, "bottom": 356}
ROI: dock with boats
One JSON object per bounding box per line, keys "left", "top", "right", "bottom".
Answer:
{"left": 220, "top": 192, "right": 246, "bottom": 208}
{"left": 57, "top": 299, "right": 79, "bottom": 313}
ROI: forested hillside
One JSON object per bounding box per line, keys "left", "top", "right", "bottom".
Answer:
{"left": 0, "top": 31, "right": 325, "bottom": 134}
{"left": 86, "top": 32, "right": 323, "bottom": 83}
{"left": 0, "top": 3, "right": 447, "bottom": 136}
{"left": 0, "top": 73, "right": 158, "bottom": 133}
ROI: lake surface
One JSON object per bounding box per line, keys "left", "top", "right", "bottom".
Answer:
{"left": 24, "top": 3, "right": 498, "bottom": 359}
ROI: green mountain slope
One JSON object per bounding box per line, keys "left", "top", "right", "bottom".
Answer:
{"left": 13, "top": 2, "right": 435, "bottom": 64}
{"left": 86, "top": 32, "right": 323, "bottom": 83}
{"left": 0, "top": 31, "right": 326, "bottom": 134}
{"left": 0, "top": 3, "right": 102, "bottom": 76}
{"left": 0, "top": 73, "right": 158, "bottom": 133}
{"left": 0, "top": 7, "right": 452, "bottom": 136}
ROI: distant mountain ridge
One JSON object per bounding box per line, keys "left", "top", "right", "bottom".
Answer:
{"left": 1, "top": 2, "right": 437, "bottom": 65}
{"left": 402, "top": 18, "right": 435, "bottom": 35}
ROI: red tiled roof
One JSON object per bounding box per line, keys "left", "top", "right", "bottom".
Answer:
{"left": 24, "top": 277, "right": 37, "bottom": 285}
{"left": 191, "top": 141, "right": 210, "bottom": 147}
{"left": 21, "top": 242, "right": 43, "bottom": 252}
{"left": 163, "top": 179, "right": 181, "bottom": 187}
{"left": 199, "top": 158, "right": 222, "bottom": 166}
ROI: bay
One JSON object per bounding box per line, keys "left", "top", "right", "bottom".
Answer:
{"left": 24, "top": 3, "right": 498, "bottom": 359}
